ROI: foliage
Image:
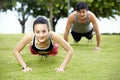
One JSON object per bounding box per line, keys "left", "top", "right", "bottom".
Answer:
{"left": 0, "top": 0, "right": 17, "bottom": 11}
{"left": 0, "top": 0, "right": 120, "bottom": 33}
{"left": 0, "top": 34, "right": 120, "bottom": 80}
{"left": 88, "top": 0, "right": 120, "bottom": 18}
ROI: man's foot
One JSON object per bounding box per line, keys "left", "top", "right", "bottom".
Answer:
{"left": 73, "top": 40, "right": 79, "bottom": 44}
{"left": 39, "top": 54, "right": 48, "bottom": 60}
{"left": 88, "top": 39, "right": 92, "bottom": 43}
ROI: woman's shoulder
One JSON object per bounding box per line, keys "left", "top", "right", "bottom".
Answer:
{"left": 23, "top": 32, "right": 34, "bottom": 41}
{"left": 50, "top": 31, "right": 60, "bottom": 39}
{"left": 50, "top": 31, "right": 56, "bottom": 36}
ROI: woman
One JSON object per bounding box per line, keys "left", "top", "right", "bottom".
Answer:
{"left": 14, "top": 16, "right": 73, "bottom": 72}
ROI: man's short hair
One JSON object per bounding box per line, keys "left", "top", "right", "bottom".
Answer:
{"left": 75, "top": 2, "right": 88, "bottom": 11}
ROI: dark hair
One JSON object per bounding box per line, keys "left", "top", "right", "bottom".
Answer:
{"left": 75, "top": 2, "right": 88, "bottom": 11}
{"left": 33, "top": 16, "right": 49, "bottom": 31}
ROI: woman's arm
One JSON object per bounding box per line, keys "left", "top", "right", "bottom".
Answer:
{"left": 51, "top": 31, "right": 73, "bottom": 72}
{"left": 13, "top": 32, "right": 33, "bottom": 72}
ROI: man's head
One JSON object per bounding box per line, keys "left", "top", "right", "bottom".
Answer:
{"left": 75, "top": 2, "right": 88, "bottom": 11}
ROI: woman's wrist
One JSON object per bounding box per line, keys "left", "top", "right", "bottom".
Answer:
{"left": 22, "top": 65, "right": 32, "bottom": 72}
{"left": 22, "top": 65, "right": 27, "bottom": 70}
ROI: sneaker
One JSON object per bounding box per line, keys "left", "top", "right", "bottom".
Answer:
{"left": 88, "top": 39, "right": 92, "bottom": 43}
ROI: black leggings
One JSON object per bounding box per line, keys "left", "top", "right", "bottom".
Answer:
{"left": 71, "top": 29, "right": 93, "bottom": 42}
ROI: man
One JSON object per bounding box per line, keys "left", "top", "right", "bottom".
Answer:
{"left": 64, "top": 2, "right": 101, "bottom": 50}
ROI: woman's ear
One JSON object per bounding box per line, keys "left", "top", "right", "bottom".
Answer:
{"left": 48, "top": 29, "right": 50, "bottom": 32}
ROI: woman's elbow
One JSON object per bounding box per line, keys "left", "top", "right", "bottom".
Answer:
{"left": 68, "top": 48, "right": 74, "bottom": 55}
{"left": 13, "top": 48, "right": 19, "bottom": 55}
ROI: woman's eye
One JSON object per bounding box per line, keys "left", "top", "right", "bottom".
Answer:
{"left": 42, "top": 30, "right": 46, "bottom": 33}
{"left": 35, "top": 30, "right": 39, "bottom": 33}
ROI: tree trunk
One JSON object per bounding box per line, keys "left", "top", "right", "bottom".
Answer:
{"left": 22, "top": 25, "right": 25, "bottom": 33}
{"left": 19, "top": 16, "right": 26, "bottom": 33}
{"left": 49, "top": 2, "right": 53, "bottom": 31}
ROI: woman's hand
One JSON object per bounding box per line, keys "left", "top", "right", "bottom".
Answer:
{"left": 22, "top": 67, "right": 32, "bottom": 72}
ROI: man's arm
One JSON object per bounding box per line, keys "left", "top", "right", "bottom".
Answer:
{"left": 89, "top": 11, "right": 101, "bottom": 50}
{"left": 64, "top": 14, "right": 74, "bottom": 42}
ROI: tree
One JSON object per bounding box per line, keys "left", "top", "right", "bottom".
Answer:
{"left": 15, "top": 0, "right": 68, "bottom": 32}
{"left": 88, "top": 0, "right": 120, "bottom": 18}
{"left": 26, "top": 0, "right": 68, "bottom": 31}
{"left": 0, "top": 0, "right": 16, "bottom": 11}
{"left": 0, "top": 0, "right": 120, "bottom": 33}
{"left": 0, "top": 0, "right": 67, "bottom": 33}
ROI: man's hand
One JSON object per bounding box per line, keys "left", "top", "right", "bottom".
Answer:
{"left": 55, "top": 68, "right": 64, "bottom": 72}
{"left": 94, "top": 47, "right": 101, "bottom": 51}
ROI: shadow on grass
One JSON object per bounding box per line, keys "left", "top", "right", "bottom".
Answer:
{"left": 70, "top": 42, "right": 95, "bottom": 50}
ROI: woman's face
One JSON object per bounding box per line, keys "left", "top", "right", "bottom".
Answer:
{"left": 34, "top": 24, "right": 50, "bottom": 43}
{"left": 77, "top": 9, "right": 87, "bottom": 19}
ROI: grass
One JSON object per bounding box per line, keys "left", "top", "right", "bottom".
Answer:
{"left": 0, "top": 34, "right": 120, "bottom": 80}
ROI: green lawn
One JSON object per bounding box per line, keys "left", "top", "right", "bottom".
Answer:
{"left": 0, "top": 34, "right": 120, "bottom": 80}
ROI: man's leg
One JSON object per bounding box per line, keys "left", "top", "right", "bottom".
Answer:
{"left": 85, "top": 29, "right": 93, "bottom": 43}
{"left": 71, "top": 31, "right": 82, "bottom": 42}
